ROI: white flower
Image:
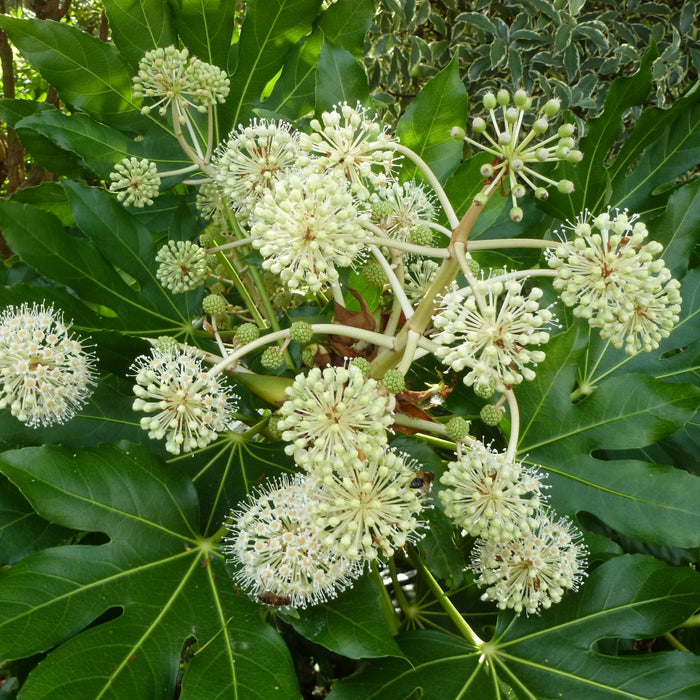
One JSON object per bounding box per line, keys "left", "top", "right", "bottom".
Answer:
{"left": 250, "top": 169, "right": 369, "bottom": 293}
{"left": 278, "top": 365, "right": 395, "bottom": 475}
{"left": 133, "top": 46, "right": 229, "bottom": 116}
{"left": 131, "top": 346, "right": 236, "bottom": 455}
{"left": 314, "top": 447, "right": 426, "bottom": 561}
{"left": 108, "top": 157, "right": 160, "bottom": 207}
{"left": 299, "top": 102, "right": 397, "bottom": 199}
{"left": 370, "top": 181, "right": 436, "bottom": 240}
{"left": 432, "top": 278, "right": 553, "bottom": 392}
{"left": 213, "top": 120, "right": 303, "bottom": 221}
{"left": 438, "top": 442, "right": 545, "bottom": 539}
{"left": 404, "top": 259, "right": 440, "bottom": 304}
{"left": 223, "top": 474, "right": 363, "bottom": 608}
{"left": 0, "top": 303, "right": 96, "bottom": 427}
{"left": 461, "top": 90, "right": 579, "bottom": 218}
{"left": 471, "top": 510, "right": 588, "bottom": 615}
{"left": 155, "top": 240, "right": 209, "bottom": 293}
{"left": 547, "top": 210, "right": 682, "bottom": 354}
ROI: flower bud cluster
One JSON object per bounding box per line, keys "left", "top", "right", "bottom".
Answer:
{"left": 0, "top": 303, "right": 96, "bottom": 427}
{"left": 459, "top": 89, "right": 580, "bottom": 219}
{"left": 108, "top": 157, "right": 160, "bottom": 208}
{"left": 131, "top": 346, "right": 236, "bottom": 455}
{"left": 547, "top": 210, "right": 682, "bottom": 354}
{"left": 299, "top": 102, "right": 397, "bottom": 199}
{"left": 133, "top": 46, "right": 229, "bottom": 116}
{"left": 433, "top": 277, "right": 553, "bottom": 392}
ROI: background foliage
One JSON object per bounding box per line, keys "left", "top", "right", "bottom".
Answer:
{"left": 0, "top": 0, "right": 699, "bottom": 698}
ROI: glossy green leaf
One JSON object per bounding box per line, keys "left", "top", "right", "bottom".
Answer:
{"left": 291, "top": 575, "right": 403, "bottom": 659}
{"left": 228, "top": 0, "right": 321, "bottom": 126}
{"left": 329, "top": 556, "right": 700, "bottom": 699}
{"left": 318, "top": 0, "right": 374, "bottom": 57}
{"left": 0, "top": 444, "right": 300, "bottom": 698}
{"left": 396, "top": 56, "right": 469, "bottom": 182}
{"left": 0, "top": 16, "right": 141, "bottom": 129}
{"left": 103, "top": 0, "right": 177, "bottom": 67}
{"left": 315, "top": 41, "right": 370, "bottom": 113}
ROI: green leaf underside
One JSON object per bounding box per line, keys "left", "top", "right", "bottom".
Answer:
{"left": 329, "top": 556, "right": 700, "bottom": 700}
{"left": 0, "top": 444, "right": 300, "bottom": 698}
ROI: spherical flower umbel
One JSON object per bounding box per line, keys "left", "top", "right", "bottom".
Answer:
{"left": 0, "top": 303, "right": 96, "bottom": 427}
{"left": 404, "top": 259, "right": 440, "bottom": 304}
{"left": 213, "top": 119, "right": 303, "bottom": 221}
{"left": 547, "top": 210, "right": 682, "bottom": 354}
{"left": 299, "top": 102, "right": 397, "bottom": 199}
{"left": 109, "top": 157, "right": 160, "bottom": 207}
{"left": 155, "top": 240, "right": 209, "bottom": 293}
{"left": 223, "top": 474, "right": 364, "bottom": 608}
{"left": 315, "top": 447, "right": 426, "bottom": 561}
{"left": 370, "top": 181, "right": 437, "bottom": 241}
{"left": 439, "top": 442, "right": 545, "bottom": 539}
{"left": 278, "top": 364, "right": 395, "bottom": 475}
{"left": 471, "top": 510, "right": 588, "bottom": 614}
{"left": 250, "top": 169, "right": 369, "bottom": 293}
{"left": 131, "top": 346, "right": 236, "bottom": 455}
{"left": 432, "top": 278, "right": 554, "bottom": 392}
{"left": 459, "top": 89, "right": 580, "bottom": 219}
{"left": 133, "top": 46, "right": 229, "bottom": 117}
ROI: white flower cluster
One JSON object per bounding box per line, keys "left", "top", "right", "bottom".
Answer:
{"left": 131, "top": 346, "right": 236, "bottom": 455}
{"left": 370, "top": 180, "right": 436, "bottom": 240}
{"left": 133, "top": 46, "right": 230, "bottom": 116}
{"left": 224, "top": 364, "right": 428, "bottom": 607}
{"left": 438, "top": 441, "right": 587, "bottom": 614}
{"left": 0, "top": 303, "right": 96, "bottom": 428}
{"left": 548, "top": 210, "right": 682, "bottom": 354}
{"left": 109, "top": 157, "right": 160, "bottom": 208}
{"left": 155, "top": 240, "right": 209, "bottom": 293}
{"left": 432, "top": 278, "right": 553, "bottom": 393}
{"left": 456, "top": 89, "right": 580, "bottom": 221}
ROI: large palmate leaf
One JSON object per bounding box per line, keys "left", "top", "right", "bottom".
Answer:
{"left": 0, "top": 444, "right": 300, "bottom": 699}
{"left": 315, "top": 41, "right": 370, "bottom": 113}
{"left": 396, "top": 56, "right": 469, "bottom": 183}
{"left": 329, "top": 555, "right": 700, "bottom": 699}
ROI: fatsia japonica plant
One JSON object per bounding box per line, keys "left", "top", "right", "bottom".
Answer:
{"left": 0, "top": 1, "right": 699, "bottom": 698}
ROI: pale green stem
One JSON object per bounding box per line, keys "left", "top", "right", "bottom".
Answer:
{"left": 453, "top": 241, "right": 489, "bottom": 316}
{"left": 396, "top": 330, "right": 420, "bottom": 374}
{"left": 411, "top": 549, "right": 483, "bottom": 648}
{"left": 388, "top": 556, "right": 412, "bottom": 613}
{"left": 393, "top": 413, "right": 448, "bottom": 437}
{"left": 206, "top": 237, "right": 254, "bottom": 253}
{"left": 376, "top": 141, "right": 459, "bottom": 229}
{"left": 664, "top": 632, "right": 691, "bottom": 653}
{"left": 680, "top": 613, "right": 700, "bottom": 627}
{"left": 311, "top": 324, "right": 397, "bottom": 349}
{"left": 205, "top": 106, "right": 214, "bottom": 162}
{"left": 369, "top": 245, "right": 415, "bottom": 319}
{"left": 467, "top": 238, "right": 560, "bottom": 251}
{"left": 483, "top": 268, "right": 558, "bottom": 286}
{"left": 209, "top": 315, "right": 228, "bottom": 358}
{"left": 212, "top": 251, "right": 266, "bottom": 327}
{"left": 158, "top": 163, "right": 200, "bottom": 178}
{"left": 330, "top": 282, "right": 346, "bottom": 308}
{"left": 363, "top": 222, "right": 450, "bottom": 258}
{"left": 171, "top": 102, "right": 212, "bottom": 174}
{"left": 423, "top": 220, "right": 453, "bottom": 237}
{"left": 370, "top": 561, "right": 400, "bottom": 633}
{"left": 505, "top": 389, "right": 520, "bottom": 461}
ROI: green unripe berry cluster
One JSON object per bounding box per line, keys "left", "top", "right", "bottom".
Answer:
{"left": 381, "top": 369, "right": 406, "bottom": 394}
{"left": 261, "top": 347, "right": 285, "bottom": 370}
{"left": 480, "top": 404, "right": 505, "bottom": 426}
{"left": 350, "top": 357, "right": 372, "bottom": 377}
{"left": 445, "top": 416, "right": 470, "bottom": 442}
{"left": 202, "top": 294, "right": 227, "bottom": 315}
{"left": 235, "top": 323, "right": 260, "bottom": 345}
{"left": 289, "top": 321, "right": 314, "bottom": 346}
{"left": 410, "top": 224, "right": 433, "bottom": 246}
{"left": 363, "top": 261, "right": 388, "bottom": 287}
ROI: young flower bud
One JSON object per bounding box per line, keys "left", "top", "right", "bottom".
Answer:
{"left": 289, "top": 321, "right": 314, "bottom": 346}
{"left": 445, "top": 416, "right": 471, "bottom": 442}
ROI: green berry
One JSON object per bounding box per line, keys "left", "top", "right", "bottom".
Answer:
{"left": 513, "top": 89, "right": 528, "bottom": 107}
{"left": 467, "top": 256, "right": 480, "bottom": 276}
{"left": 446, "top": 416, "right": 470, "bottom": 442}
{"left": 210, "top": 282, "right": 226, "bottom": 295}
{"left": 301, "top": 344, "right": 318, "bottom": 367}
{"left": 155, "top": 336, "right": 178, "bottom": 353}
{"left": 235, "top": 323, "right": 260, "bottom": 344}
{"left": 473, "top": 379, "right": 497, "bottom": 400}
{"left": 410, "top": 224, "right": 433, "bottom": 247}
{"left": 472, "top": 116, "right": 487, "bottom": 133}
{"left": 480, "top": 404, "right": 505, "bottom": 426}
{"left": 544, "top": 98, "right": 561, "bottom": 116}
{"left": 534, "top": 187, "right": 549, "bottom": 201}
{"left": 557, "top": 179, "right": 575, "bottom": 194}
{"left": 497, "top": 89, "right": 510, "bottom": 106}
{"left": 473, "top": 193, "right": 488, "bottom": 207}
{"left": 350, "top": 357, "right": 372, "bottom": 377}
{"left": 199, "top": 231, "right": 215, "bottom": 247}
{"left": 510, "top": 206, "right": 524, "bottom": 223}
{"left": 263, "top": 413, "right": 284, "bottom": 442}
{"left": 558, "top": 123, "right": 575, "bottom": 138}
{"left": 290, "top": 321, "right": 314, "bottom": 346}
{"left": 450, "top": 125, "right": 466, "bottom": 140}
{"left": 381, "top": 369, "right": 406, "bottom": 394}
{"left": 261, "top": 346, "right": 284, "bottom": 370}
{"left": 363, "top": 261, "right": 388, "bottom": 287}
{"left": 202, "top": 294, "right": 227, "bottom": 315}
{"left": 482, "top": 93, "right": 497, "bottom": 110}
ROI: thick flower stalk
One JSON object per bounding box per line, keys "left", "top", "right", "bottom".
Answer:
{"left": 133, "top": 46, "right": 229, "bottom": 116}
{"left": 457, "top": 89, "right": 579, "bottom": 221}
{"left": 131, "top": 347, "right": 236, "bottom": 455}
{"left": 250, "top": 169, "right": 369, "bottom": 292}
{"left": 278, "top": 364, "right": 395, "bottom": 475}
{"left": 432, "top": 278, "right": 553, "bottom": 393}
{"left": 439, "top": 442, "right": 545, "bottom": 539}
{"left": 108, "top": 157, "right": 160, "bottom": 207}
{"left": 155, "top": 240, "right": 209, "bottom": 293}
{"left": 314, "top": 448, "right": 426, "bottom": 561}
{"left": 213, "top": 119, "right": 304, "bottom": 221}
{"left": 471, "top": 510, "right": 588, "bottom": 614}
{"left": 0, "top": 303, "right": 96, "bottom": 427}
{"left": 547, "top": 210, "right": 682, "bottom": 354}
{"left": 223, "top": 475, "right": 363, "bottom": 608}
{"left": 299, "top": 102, "right": 397, "bottom": 199}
